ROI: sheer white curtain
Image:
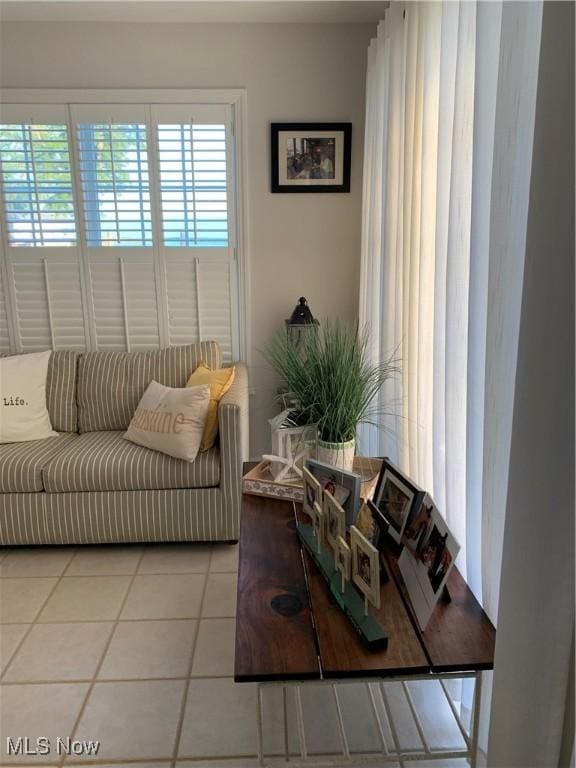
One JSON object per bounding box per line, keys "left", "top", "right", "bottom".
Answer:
{"left": 359, "top": 0, "right": 542, "bottom": 618}
{"left": 357, "top": 0, "right": 573, "bottom": 761}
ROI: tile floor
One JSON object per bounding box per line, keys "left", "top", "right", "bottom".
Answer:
{"left": 0, "top": 543, "right": 474, "bottom": 768}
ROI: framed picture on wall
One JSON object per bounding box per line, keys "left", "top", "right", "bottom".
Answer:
{"left": 271, "top": 123, "right": 352, "bottom": 193}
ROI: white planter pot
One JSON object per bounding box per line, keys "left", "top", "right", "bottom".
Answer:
{"left": 316, "top": 438, "right": 355, "bottom": 472}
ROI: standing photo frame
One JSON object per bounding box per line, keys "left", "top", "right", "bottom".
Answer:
{"left": 399, "top": 494, "right": 461, "bottom": 630}
{"left": 355, "top": 499, "right": 388, "bottom": 551}
{"left": 302, "top": 466, "right": 322, "bottom": 522}
{"left": 350, "top": 525, "right": 381, "bottom": 611}
{"left": 271, "top": 123, "right": 352, "bottom": 193}
{"left": 372, "top": 459, "right": 425, "bottom": 544}
{"left": 305, "top": 458, "right": 361, "bottom": 526}
{"left": 335, "top": 535, "right": 351, "bottom": 593}
{"left": 323, "top": 490, "right": 346, "bottom": 558}
{"left": 312, "top": 501, "right": 324, "bottom": 553}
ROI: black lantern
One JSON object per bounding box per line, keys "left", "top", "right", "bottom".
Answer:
{"left": 285, "top": 297, "right": 319, "bottom": 349}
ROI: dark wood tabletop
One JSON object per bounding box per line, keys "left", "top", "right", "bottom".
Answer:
{"left": 235, "top": 485, "right": 495, "bottom": 683}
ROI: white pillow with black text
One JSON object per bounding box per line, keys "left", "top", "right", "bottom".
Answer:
{"left": 124, "top": 380, "right": 210, "bottom": 462}
{"left": 0, "top": 350, "right": 58, "bottom": 443}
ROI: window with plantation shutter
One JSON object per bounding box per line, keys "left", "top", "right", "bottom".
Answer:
{"left": 0, "top": 122, "right": 76, "bottom": 247}
{"left": 77, "top": 121, "right": 151, "bottom": 247}
{"left": 0, "top": 94, "right": 245, "bottom": 361}
{"left": 157, "top": 123, "right": 228, "bottom": 247}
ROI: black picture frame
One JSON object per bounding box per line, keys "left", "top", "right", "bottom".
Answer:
{"left": 372, "top": 458, "right": 426, "bottom": 545}
{"left": 271, "top": 122, "right": 352, "bottom": 193}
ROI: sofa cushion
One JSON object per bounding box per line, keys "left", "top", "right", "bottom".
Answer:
{"left": 0, "top": 433, "right": 78, "bottom": 492}
{"left": 124, "top": 381, "right": 210, "bottom": 463}
{"left": 43, "top": 430, "right": 220, "bottom": 493}
{"left": 77, "top": 342, "right": 222, "bottom": 433}
{"left": 186, "top": 363, "right": 236, "bottom": 451}
{"left": 46, "top": 350, "right": 79, "bottom": 433}
{"left": 0, "top": 351, "right": 58, "bottom": 443}
{"left": 1, "top": 350, "right": 80, "bottom": 433}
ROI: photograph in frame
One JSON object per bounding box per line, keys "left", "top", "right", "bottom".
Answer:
{"left": 355, "top": 499, "right": 388, "bottom": 551}
{"left": 302, "top": 466, "right": 322, "bottom": 522}
{"left": 350, "top": 525, "right": 380, "bottom": 610}
{"left": 398, "top": 494, "right": 460, "bottom": 630}
{"left": 373, "top": 459, "right": 425, "bottom": 544}
{"left": 323, "top": 489, "right": 346, "bottom": 558}
{"left": 271, "top": 123, "right": 352, "bottom": 193}
{"left": 305, "top": 458, "right": 361, "bottom": 526}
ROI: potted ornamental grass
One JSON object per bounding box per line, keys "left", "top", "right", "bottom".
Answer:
{"left": 263, "top": 320, "right": 399, "bottom": 470}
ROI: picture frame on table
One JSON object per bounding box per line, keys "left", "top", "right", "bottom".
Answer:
{"left": 271, "top": 122, "right": 352, "bottom": 193}
{"left": 305, "top": 458, "right": 361, "bottom": 526}
{"left": 350, "top": 525, "right": 381, "bottom": 611}
{"left": 355, "top": 499, "right": 388, "bottom": 550}
{"left": 302, "top": 466, "right": 322, "bottom": 522}
{"left": 335, "top": 535, "right": 351, "bottom": 593}
{"left": 372, "top": 459, "right": 425, "bottom": 545}
{"left": 323, "top": 490, "right": 346, "bottom": 559}
{"left": 398, "top": 494, "right": 460, "bottom": 630}
{"left": 312, "top": 501, "right": 324, "bottom": 553}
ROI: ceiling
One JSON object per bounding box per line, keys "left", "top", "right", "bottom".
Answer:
{"left": 0, "top": 0, "right": 388, "bottom": 24}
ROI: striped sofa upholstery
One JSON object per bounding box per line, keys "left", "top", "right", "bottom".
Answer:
{"left": 0, "top": 343, "right": 248, "bottom": 546}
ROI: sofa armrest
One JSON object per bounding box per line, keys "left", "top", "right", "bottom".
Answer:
{"left": 219, "top": 362, "right": 249, "bottom": 469}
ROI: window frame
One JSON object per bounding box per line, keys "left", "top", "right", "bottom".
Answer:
{"left": 0, "top": 88, "right": 250, "bottom": 362}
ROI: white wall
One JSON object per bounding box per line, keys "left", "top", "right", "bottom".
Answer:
{"left": 0, "top": 21, "right": 374, "bottom": 456}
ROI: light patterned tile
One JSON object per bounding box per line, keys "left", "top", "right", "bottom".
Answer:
{"left": 210, "top": 543, "right": 239, "bottom": 573}
{"left": 121, "top": 574, "right": 205, "bottom": 620}
{"left": 0, "top": 578, "right": 58, "bottom": 623}
{"left": 179, "top": 678, "right": 257, "bottom": 758}
{"left": 38, "top": 576, "right": 131, "bottom": 622}
{"left": 191, "top": 618, "right": 235, "bottom": 677}
{"left": 300, "top": 683, "right": 345, "bottom": 755}
{"left": 202, "top": 572, "right": 237, "bottom": 617}
{"left": 0, "top": 683, "right": 89, "bottom": 763}
{"left": 178, "top": 762, "right": 258, "bottom": 768}
{"left": 404, "top": 679, "right": 467, "bottom": 750}
{"left": 0, "top": 548, "right": 75, "bottom": 578}
{"left": 66, "top": 546, "right": 143, "bottom": 576}
{"left": 3, "top": 622, "right": 113, "bottom": 682}
{"left": 0, "top": 623, "right": 28, "bottom": 673}
{"left": 99, "top": 620, "right": 196, "bottom": 680}
{"left": 74, "top": 680, "right": 185, "bottom": 760}
{"left": 138, "top": 544, "right": 211, "bottom": 574}
{"left": 68, "top": 764, "right": 171, "bottom": 768}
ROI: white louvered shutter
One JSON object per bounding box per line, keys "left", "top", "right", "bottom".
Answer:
{"left": 152, "top": 104, "right": 237, "bottom": 362}
{"left": 0, "top": 99, "right": 240, "bottom": 360}
{"left": 0, "top": 105, "right": 88, "bottom": 352}
{"left": 0, "top": 263, "right": 10, "bottom": 353}
{"left": 164, "top": 258, "right": 199, "bottom": 346}
{"left": 72, "top": 104, "right": 162, "bottom": 352}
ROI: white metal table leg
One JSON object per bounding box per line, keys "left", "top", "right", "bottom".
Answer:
{"left": 257, "top": 683, "right": 265, "bottom": 767}
{"left": 332, "top": 684, "right": 351, "bottom": 761}
{"left": 379, "top": 682, "right": 406, "bottom": 768}
{"left": 283, "top": 685, "right": 290, "bottom": 762}
{"left": 295, "top": 685, "right": 308, "bottom": 761}
{"left": 469, "top": 671, "right": 483, "bottom": 768}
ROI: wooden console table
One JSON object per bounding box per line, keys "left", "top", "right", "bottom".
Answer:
{"left": 235, "top": 487, "right": 495, "bottom": 767}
